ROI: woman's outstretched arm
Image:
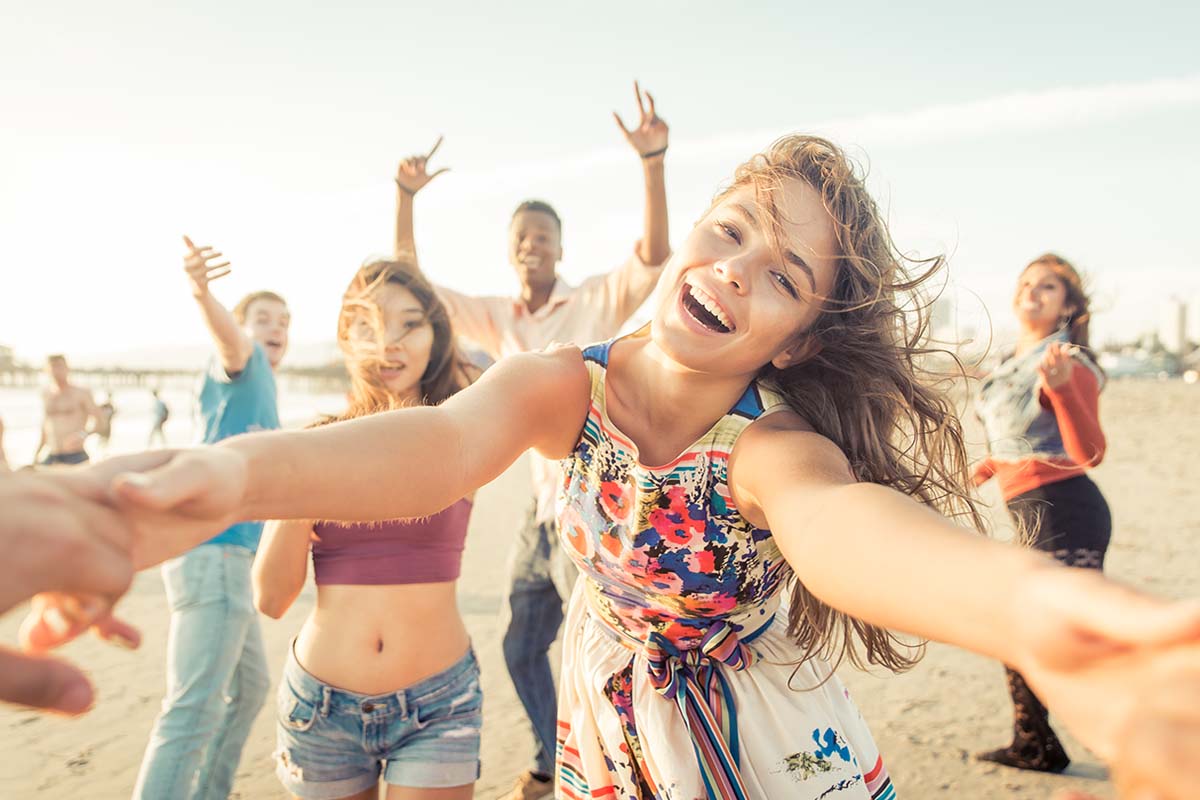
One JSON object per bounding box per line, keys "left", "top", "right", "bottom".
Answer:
{"left": 63, "top": 347, "right": 589, "bottom": 569}
{"left": 732, "top": 412, "right": 1200, "bottom": 771}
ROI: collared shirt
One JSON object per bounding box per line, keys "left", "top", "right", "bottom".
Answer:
{"left": 435, "top": 244, "right": 665, "bottom": 521}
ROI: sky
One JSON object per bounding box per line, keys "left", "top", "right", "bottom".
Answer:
{"left": 2, "top": 0, "right": 1199, "bottom": 365}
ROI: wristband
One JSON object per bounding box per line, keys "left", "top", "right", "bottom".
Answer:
{"left": 640, "top": 147, "right": 668, "bottom": 160}
{"left": 394, "top": 179, "right": 416, "bottom": 196}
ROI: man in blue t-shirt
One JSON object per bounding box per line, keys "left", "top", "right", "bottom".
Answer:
{"left": 133, "top": 236, "right": 290, "bottom": 800}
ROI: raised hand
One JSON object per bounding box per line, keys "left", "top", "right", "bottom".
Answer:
{"left": 182, "top": 235, "right": 231, "bottom": 299}
{"left": 613, "top": 81, "right": 669, "bottom": 159}
{"left": 395, "top": 135, "right": 450, "bottom": 195}
{"left": 1038, "top": 342, "right": 1076, "bottom": 390}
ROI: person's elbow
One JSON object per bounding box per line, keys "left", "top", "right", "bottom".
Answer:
{"left": 254, "top": 589, "right": 291, "bottom": 619}
{"left": 252, "top": 579, "right": 301, "bottom": 619}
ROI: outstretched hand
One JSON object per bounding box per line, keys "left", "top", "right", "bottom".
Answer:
{"left": 0, "top": 470, "right": 138, "bottom": 714}
{"left": 613, "top": 81, "right": 668, "bottom": 159}
{"left": 182, "top": 235, "right": 231, "bottom": 299}
{"left": 395, "top": 135, "right": 450, "bottom": 195}
{"left": 1012, "top": 566, "right": 1200, "bottom": 798}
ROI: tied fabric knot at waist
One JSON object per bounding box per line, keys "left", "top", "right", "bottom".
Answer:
{"left": 644, "top": 616, "right": 772, "bottom": 800}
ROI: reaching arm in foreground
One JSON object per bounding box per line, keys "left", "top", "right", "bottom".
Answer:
{"left": 732, "top": 412, "right": 1200, "bottom": 789}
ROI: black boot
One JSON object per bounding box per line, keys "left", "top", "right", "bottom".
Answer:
{"left": 976, "top": 668, "right": 1070, "bottom": 773}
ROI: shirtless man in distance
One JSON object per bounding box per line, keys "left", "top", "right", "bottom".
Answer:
{"left": 34, "top": 355, "right": 100, "bottom": 466}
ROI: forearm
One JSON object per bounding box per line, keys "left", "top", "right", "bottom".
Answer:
{"left": 781, "top": 482, "right": 1050, "bottom": 664}
{"left": 227, "top": 406, "right": 474, "bottom": 522}
{"left": 638, "top": 158, "right": 669, "bottom": 266}
{"left": 193, "top": 293, "right": 249, "bottom": 372}
{"left": 1046, "top": 382, "right": 1105, "bottom": 464}
{"left": 393, "top": 186, "right": 418, "bottom": 264}
{"left": 252, "top": 520, "right": 310, "bottom": 618}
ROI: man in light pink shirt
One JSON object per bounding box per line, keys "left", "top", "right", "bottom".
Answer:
{"left": 393, "top": 84, "right": 670, "bottom": 799}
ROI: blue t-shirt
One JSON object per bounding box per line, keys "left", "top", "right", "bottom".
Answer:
{"left": 196, "top": 341, "right": 280, "bottom": 551}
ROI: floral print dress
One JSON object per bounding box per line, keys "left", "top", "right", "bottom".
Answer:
{"left": 553, "top": 339, "right": 895, "bottom": 800}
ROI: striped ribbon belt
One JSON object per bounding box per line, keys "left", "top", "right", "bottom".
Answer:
{"left": 643, "top": 616, "right": 773, "bottom": 800}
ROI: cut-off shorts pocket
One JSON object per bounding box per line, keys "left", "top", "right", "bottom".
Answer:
{"left": 277, "top": 683, "right": 319, "bottom": 733}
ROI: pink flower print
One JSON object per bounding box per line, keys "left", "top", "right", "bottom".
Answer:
{"left": 599, "top": 480, "right": 632, "bottom": 523}
{"left": 687, "top": 550, "right": 715, "bottom": 574}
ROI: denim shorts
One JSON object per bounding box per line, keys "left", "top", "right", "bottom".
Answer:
{"left": 274, "top": 644, "right": 482, "bottom": 798}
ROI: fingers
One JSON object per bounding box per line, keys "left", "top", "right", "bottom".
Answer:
{"left": 111, "top": 460, "right": 207, "bottom": 512}
{"left": 633, "top": 80, "right": 647, "bottom": 119}
{"left": 0, "top": 647, "right": 94, "bottom": 716}
{"left": 19, "top": 594, "right": 98, "bottom": 652}
{"left": 612, "top": 110, "right": 631, "bottom": 136}
{"left": 182, "top": 235, "right": 196, "bottom": 251}
{"left": 645, "top": 89, "right": 657, "bottom": 118}
{"left": 429, "top": 167, "right": 450, "bottom": 180}
{"left": 91, "top": 613, "right": 141, "bottom": 650}
{"left": 426, "top": 134, "right": 444, "bottom": 159}
{"left": 206, "top": 267, "right": 231, "bottom": 282}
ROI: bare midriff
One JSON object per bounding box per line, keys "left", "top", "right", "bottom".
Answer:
{"left": 293, "top": 581, "right": 469, "bottom": 695}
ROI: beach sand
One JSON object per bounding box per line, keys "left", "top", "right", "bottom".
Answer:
{"left": 2, "top": 379, "right": 1197, "bottom": 799}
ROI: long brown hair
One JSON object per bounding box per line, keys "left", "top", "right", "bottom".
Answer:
{"left": 1018, "top": 253, "right": 1094, "bottom": 348}
{"left": 717, "top": 135, "right": 987, "bottom": 674}
{"left": 333, "top": 260, "right": 473, "bottom": 422}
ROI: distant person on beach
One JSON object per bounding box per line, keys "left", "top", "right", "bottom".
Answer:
{"left": 33, "top": 354, "right": 101, "bottom": 466}
{"left": 0, "top": 417, "right": 9, "bottom": 472}
{"left": 253, "top": 260, "right": 483, "bottom": 799}
{"left": 392, "top": 82, "right": 670, "bottom": 800}
{"left": 148, "top": 389, "right": 169, "bottom": 447}
{"left": 131, "top": 236, "right": 290, "bottom": 800}
{"left": 94, "top": 391, "right": 116, "bottom": 455}
{"left": 973, "top": 254, "right": 1111, "bottom": 773}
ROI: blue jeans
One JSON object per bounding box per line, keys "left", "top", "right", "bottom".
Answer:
{"left": 275, "top": 645, "right": 482, "bottom": 798}
{"left": 501, "top": 505, "right": 577, "bottom": 776}
{"left": 133, "top": 545, "right": 270, "bottom": 800}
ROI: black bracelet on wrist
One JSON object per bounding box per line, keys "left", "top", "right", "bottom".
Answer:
{"left": 640, "top": 147, "right": 668, "bottom": 160}
{"left": 394, "top": 179, "right": 416, "bottom": 196}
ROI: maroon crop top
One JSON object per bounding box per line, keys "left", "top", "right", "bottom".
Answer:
{"left": 310, "top": 498, "right": 472, "bottom": 586}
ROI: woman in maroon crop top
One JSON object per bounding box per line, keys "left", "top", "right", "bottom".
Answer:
{"left": 251, "top": 259, "right": 482, "bottom": 799}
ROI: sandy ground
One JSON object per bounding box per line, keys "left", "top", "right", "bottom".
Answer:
{"left": 2, "top": 379, "right": 1197, "bottom": 799}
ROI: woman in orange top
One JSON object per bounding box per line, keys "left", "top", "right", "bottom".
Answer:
{"left": 973, "top": 253, "right": 1110, "bottom": 772}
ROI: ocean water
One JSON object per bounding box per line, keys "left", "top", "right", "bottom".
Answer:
{"left": 0, "top": 379, "right": 348, "bottom": 470}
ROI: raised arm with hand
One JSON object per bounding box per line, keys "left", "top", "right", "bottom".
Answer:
{"left": 182, "top": 235, "right": 253, "bottom": 375}
{"left": 613, "top": 81, "right": 670, "bottom": 266}
{"left": 733, "top": 416, "right": 1200, "bottom": 783}
{"left": 393, "top": 135, "right": 450, "bottom": 265}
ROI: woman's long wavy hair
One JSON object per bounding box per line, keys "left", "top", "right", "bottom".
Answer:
{"left": 718, "top": 135, "right": 987, "bottom": 674}
{"left": 330, "top": 260, "right": 473, "bottom": 424}
{"left": 1018, "top": 253, "right": 1094, "bottom": 349}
